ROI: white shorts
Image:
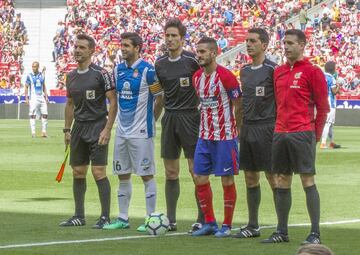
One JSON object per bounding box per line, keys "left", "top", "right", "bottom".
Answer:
{"left": 326, "top": 108, "right": 336, "bottom": 124}
{"left": 113, "top": 136, "right": 156, "bottom": 176}
{"left": 29, "top": 99, "right": 48, "bottom": 116}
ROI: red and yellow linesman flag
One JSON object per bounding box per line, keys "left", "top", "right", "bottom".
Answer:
{"left": 56, "top": 145, "right": 70, "bottom": 183}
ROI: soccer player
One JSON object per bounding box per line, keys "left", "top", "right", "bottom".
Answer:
{"left": 262, "top": 29, "right": 329, "bottom": 244}
{"left": 191, "top": 37, "right": 242, "bottom": 238}
{"left": 59, "top": 34, "right": 117, "bottom": 229}
{"left": 103, "top": 32, "right": 163, "bottom": 232}
{"left": 320, "top": 61, "right": 341, "bottom": 149}
{"left": 24, "top": 62, "right": 48, "bottom": 138}
{"left": 232, "top": 28, "right": 277, "bottom": 239}
{"left": 155, "top": 18, "right": 203, "bottom": 232}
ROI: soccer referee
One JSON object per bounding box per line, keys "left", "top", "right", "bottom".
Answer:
{"left": 59, "top": 34, "right": 117, "bottom": 229}
{"left": 233, "top": 28, "right": 277, "bottom": 239}
{"left": 155, "top": 18, "right": 203, "bottom": 232}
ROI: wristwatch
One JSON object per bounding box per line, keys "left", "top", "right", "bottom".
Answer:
{"left": 63, "top": 128, "right": 71, "bottom": 133}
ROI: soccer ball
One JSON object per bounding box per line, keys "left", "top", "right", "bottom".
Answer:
{"left": 145, "top": 212, "right": 169, "bottom": 236}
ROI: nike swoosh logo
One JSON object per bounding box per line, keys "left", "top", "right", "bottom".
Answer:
{"left": 223, "top": 167, "right": 232, "bottom": 172}
{"left": 119, "top": 72, "right": 125, "bottom": 76}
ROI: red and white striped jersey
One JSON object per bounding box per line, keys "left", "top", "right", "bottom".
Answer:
{"left": 193, "top": 65, "right": 241, "bottom": 141}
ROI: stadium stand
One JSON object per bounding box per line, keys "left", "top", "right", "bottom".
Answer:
{"left": 52, "top": 0, "right": 329, "bottom": 94}
{"left": 0, "top": 0, "right": 27, "bottom": 92}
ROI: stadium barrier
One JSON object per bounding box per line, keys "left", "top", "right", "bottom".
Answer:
{"left": 0, "top": 97, "right": 360, "bottom": 126}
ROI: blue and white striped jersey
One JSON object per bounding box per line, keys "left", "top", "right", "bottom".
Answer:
{"left": 25, "top": 72, "right": 45, "bottom": 100}
{"left": 114, "top": 58, "right": 161, "bottom": 138}
{"left": 324, "top": 72, "right": 336, "bottom": 109}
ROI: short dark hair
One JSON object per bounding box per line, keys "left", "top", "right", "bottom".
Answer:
{"left": 296, "top": 244, "right": 334, "bottom": 255}
{"left": 76, "top": 34, "right": 96, "bottom": 49}
{"left": 248, "top": 27, "right": 270, "bottom": 45}
{"left": 285, "top": 29, "right": 307, "bottom": 45}
{"left": 164, "top": 18, "right": 186, "bottom": 38}
{"left": 121, "top": 32, "right": 143, "bottom": 53}
{"left": 324, "top": 61, "right": 336, "bottom": 74}
{"left": 197, "top": 36, "right": 218, "bottom": 53}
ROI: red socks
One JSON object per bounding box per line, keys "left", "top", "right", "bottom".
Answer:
{"left": 223, "top": 183, "right": 237, "bottom": 226}
{"left": 196, "top": 182, "right": 215, "bottom": 223}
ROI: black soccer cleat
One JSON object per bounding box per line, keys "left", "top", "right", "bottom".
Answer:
{"left": 301, "top": 232, "right": 321, "bottom": 245}
{"left": 233, "top": 226, "right": 261, "bottom": 238}
{"left": 168, "top": 222, "right": 177, "bottom": 231}
{"left": 92, "top": 216, "right": 110, "bottom": 229}
{"left": 261, "top": 231, "right": 289, "bottom": 243}
{"left": 59, "top": 216, "right": 86, "bottom": 227}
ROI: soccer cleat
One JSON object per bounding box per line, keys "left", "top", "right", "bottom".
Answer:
{"left": 92, "top": 216, "right": 110, "bottom": 229}
{"left": 301, "top": 232, "right": 321, "bottom": 245}
{"left": 41, "top": 132, "right": 48, "bottom": 138}
{"left": 261, "top": 231, "right": 289, "bottom": 243}
{"left": 168, "top": 222, "right": 177, "bottom": 231}
{"left": 102, "top": 217, "right": 130, "bottom": 230}
{"left": 137, "top": 224, "right": 146, "bottom": 232}
{"left": 191, "top": 222, "right": 218, "bottom": 236}
{"left": 59, "top": 216, "right": 86, "bottom": 227}
{"left": 232, "top": 226, "right": 261, "bottom": 238}
{"left": 329, "top": 142, "right": 341, "bottom": 149}
{"left": 188, "top": 222, "right": 203, "bottom": 234}
{"left": 320, "top": 143, "right": 327, "bottom": 149}
{"left": 214, "top": 224, "right": 232, "bottom": 238}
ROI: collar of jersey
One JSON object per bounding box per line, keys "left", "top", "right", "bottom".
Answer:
{"left": 125, "top": 58, "right": 143, "bottom": 69}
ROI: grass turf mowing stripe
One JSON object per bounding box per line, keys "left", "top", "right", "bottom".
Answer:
{"left": 1, "top": 219, "right": 359, "bottom": 250}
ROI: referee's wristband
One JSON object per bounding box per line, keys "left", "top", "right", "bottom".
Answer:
{"left": 63, "top": 128, "right": 71, "bottom": 133}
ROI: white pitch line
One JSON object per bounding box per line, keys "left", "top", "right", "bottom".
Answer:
{"left": 1, "top": 219, "right": 359, "bottom": 250}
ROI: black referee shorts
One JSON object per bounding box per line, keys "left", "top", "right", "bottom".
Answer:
{"left": 161, "top": 111, "right": 200, "bottom": 159}
{"left": 271, "top": 131, "right": 316, "bottom": 175}
{"left": 239, "top": 123, "right": 274, "bottom": 172}
{"left": 70, "top": 118, "right": 108, "bottom": 167}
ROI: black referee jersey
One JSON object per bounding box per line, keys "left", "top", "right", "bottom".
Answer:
{"left": 240, "top": 58, "right": 277, "bottom": 123}
{"left": 66, "top": 63, "right": 114, "bottom": 122}
{"left": 155, "top": 50, "right": 200, "bottom": 112}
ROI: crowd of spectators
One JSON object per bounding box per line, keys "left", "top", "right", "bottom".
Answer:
{"left": 0, "top": 0, "right": 27, "bottom": 91}
{"left": 54, "top": 0, "right": 321, "bottom": 89}
{"left": 233, "top": 0, "right": 359, "bottom": 97}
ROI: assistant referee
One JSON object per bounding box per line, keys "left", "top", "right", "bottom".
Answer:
{"left": 59, "top": 34, "right": 117, "bottom": 229}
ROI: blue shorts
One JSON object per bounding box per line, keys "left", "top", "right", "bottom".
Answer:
{"left": 194, "top": 138, "right": 239, "bottom": 176}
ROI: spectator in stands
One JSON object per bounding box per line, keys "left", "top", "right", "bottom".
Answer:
{"left": 320, "top": 13, "right": 332, "bottom": 31}
{"left": 299, "top": 5, "right": 310, "bottom": 31}
{"left": 217, "top": 35, "right": 229, "bottom": 53}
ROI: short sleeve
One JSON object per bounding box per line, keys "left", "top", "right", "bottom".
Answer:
{"left": 100, "top": 68, "right": 115, "bottom": 92}
{"left": 65, "top": 73, "right": 71, "bottom": 98}
{"left": 147, "top": 66, "right": 162, "bottom": 96}
{"left": 25, "top": 74, "right": 30, "bottom": 86}
{"left": 219, "top": 67, "right": 242, "bottom": 99}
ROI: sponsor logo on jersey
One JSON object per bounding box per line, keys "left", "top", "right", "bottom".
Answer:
{"left": 294, "top": 72, "right": 302, "bottom": 79}
{"left": 86, "top": 90, "right": 95, "bottom": 100}
{"left": 255, "top": 86, "right": 265, "bottom": 96}
{"left": 180, "top": 77, "right": 190, "bottom": 87}
{"left": 201, "top": 96, "right": 219, "bottom": 108}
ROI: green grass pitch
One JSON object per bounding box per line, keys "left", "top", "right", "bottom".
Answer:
{"left": 0, "top": 120, "right": 359, "bottom": 255}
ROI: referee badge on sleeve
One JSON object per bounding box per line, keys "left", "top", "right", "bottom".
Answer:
{"left": 86, "top": 90, "right": 95, "bottom": 100}
{"left": 180, "top": 77, "right": 190, "bottom": 87}
{"left": 256, "top": 86, "right": 265, "bottom": 96}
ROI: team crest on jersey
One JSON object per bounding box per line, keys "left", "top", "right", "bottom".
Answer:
{"left": 256, "top": 86, "right": 265, "bottom": 96}
{"left": 294, "top": 72, "right": 302, "bottom": 79}
{"left": 86, "top": 90, "right": 95, "bottom": 100}
{"left": 133, "top": 69, "right": 139, "bottom": 78}
{"left": 180, "top": 77, "right": 190, "bottom": 87}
